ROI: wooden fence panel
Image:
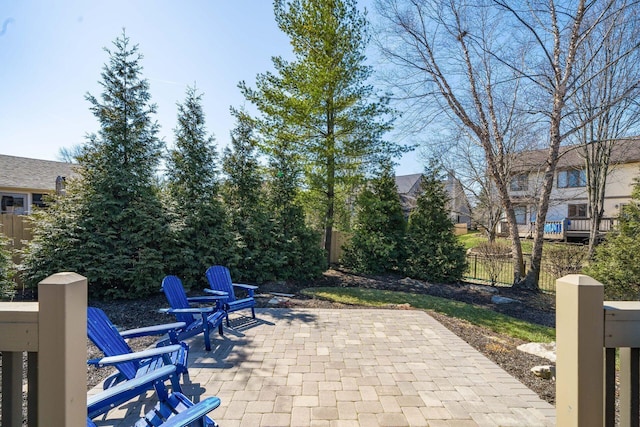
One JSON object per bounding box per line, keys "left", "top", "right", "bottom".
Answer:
{"left": 1, "top": 215, "right": 31, "bottom": 266}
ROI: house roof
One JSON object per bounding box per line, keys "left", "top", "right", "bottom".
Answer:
{"left": 395, "top": 173, "right": 423, "bottom": 195}
{"left": 511, "top": 138, "right": 640, "bottom": 172}
{"left": 0, "top": 154, "right": 77, "bottom": 192}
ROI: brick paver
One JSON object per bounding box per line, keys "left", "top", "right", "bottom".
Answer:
{"left": 90, "top": 308, "right": 555, "bottom": 426}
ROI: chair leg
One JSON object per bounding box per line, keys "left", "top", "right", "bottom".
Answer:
{"left": 203, "top": 320, "right": 212, "bottom": 351}
{"left": 170, "top": 373, "right": 183, "bottom": 393}
{"left": 225, "top": 312, "right": 230, "bottom": 327}
{"left": 251, "top": 307, "right": 255, "bottom": 319}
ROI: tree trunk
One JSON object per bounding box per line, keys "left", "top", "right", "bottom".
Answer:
{"left": 324, "top": 113, "right": 336, "bottom": 265}
{"left": 526, "top": 128, "right": 563, "bottom": 289}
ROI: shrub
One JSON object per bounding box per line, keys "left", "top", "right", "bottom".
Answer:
{"left": 586, "top": 178, "right": 640, "bottom": 300}
{"left": 543, "top": 244, "right": 586, "bottom": 279}
{"left": 474, "top": 241, "right": 511, "bottom": 286}
{"left": 0, "top": 231, "right": 15, "bottom": 299}
{"left": 341, "top": 164, "right": 406, "bottom": 274}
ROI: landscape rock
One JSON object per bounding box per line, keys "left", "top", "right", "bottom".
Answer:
{"left": 517, "top": 342, "right": 556, "bottom": 362}
{"left": 531, "top": 365, "right": 556, "bottom": 380}
{"left": 268, "top": 297, "right": 290, "bottom": 306}
{"left": 469, "top": 284, "right": 499, "bottom": 294}
{"left": 491, "top": 295, "right": 520, "bottom": 304}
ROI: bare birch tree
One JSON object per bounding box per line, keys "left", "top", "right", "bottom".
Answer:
{"left": 374, "top": 0, "right": 534, "bottom": 283}
{"left": 376, "top": 0, "right": 640, "bottom": 289}
{"left": 494, "top": 0, "right": 640, "bottom": 287}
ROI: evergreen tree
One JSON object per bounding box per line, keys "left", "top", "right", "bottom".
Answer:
{"left": 165, "top": 87, "right": 235, "bottom": 288}
{"left": 265, "top": 131, "right": 326, "bottom": 281}
{"left": 21, "top": 187, "right": 82, "bottom": 289}
{"left": 221, "top": 111, "right": 278, "bottom": 283}
{"left": 0, "top": 229, "right": 15, "bottom": 299}
{"left": 22, "top": 31, "right": 171, "bottom": 299}
{"left": 404, "top": 166, "right": 467, "bottom": 283}
{"left": 341, "top": 162, "right": 406, "bottom": 274}
{"left": 586, "top": 178, "right": 640, "bottom": 300}
{"left": 240, "top": 0, "right": 407, "bottom": 264}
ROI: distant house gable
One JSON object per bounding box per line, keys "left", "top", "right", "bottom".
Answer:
{"left": 395, "top": 173, "right": 471, "bottom": 226}
{"left": 395, "top": 173, "right": 423, "bottom": 198}
{"left": 395, "top": 173, "right": 423, "bottom": 216}
{"left": 0, "top": 154, "right": 78, "bottom": 214}
{"left": 0, "top": 154, "right": 77, "bottom": 192}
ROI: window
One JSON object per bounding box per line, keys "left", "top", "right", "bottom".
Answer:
{"left": 510, "top": 174, "right": 528, "bottom": 191}
{"left": 514, "top": 205, "right": 527, "bottom": 225}
{"left": 557, "top": 169, "right": 586, "bottom": 188}
{"left": 32, "top": 193, "right": 47, "bottom": 209}
{"left": 1, "top": 193, "right": 27, "bottom": 214}
{"left": 568, "top": 204, "right": 588, "bottom": 218}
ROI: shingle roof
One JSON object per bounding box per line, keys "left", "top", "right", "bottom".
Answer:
{"left": 0, "top": 154, "right": 78, "bottom": 192}
{"left": 395, "top": 173, "right": 423, "bottom": 195}
{"left": 511, "top": 138, "right": 640, "bottom": 172}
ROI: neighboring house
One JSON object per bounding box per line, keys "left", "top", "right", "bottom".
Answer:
{"left": 0, "top": 154, "right": 77, "bottom": 215}
{"left": 502, "top": 138, "right": 640, "bottom": 240}
{"left": 395, "top": 173, "right": 472, "bottom": 227}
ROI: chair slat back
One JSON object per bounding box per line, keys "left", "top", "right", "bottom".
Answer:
{"left": 205, "top": 266, "right": 236, "bottom": 303}
{"left": 87, "top": 307, "right": 138, "bottom": 380}
{"left": 162, "top": 276, "right": 197, "bottom": 324}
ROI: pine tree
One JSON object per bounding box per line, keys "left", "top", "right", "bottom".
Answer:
{"left": 221, "top": 111, "right": 278, "bottom": 283}
{"left": 240, "top": 0, "right": 407, "bottom": 264}
{"left": 22, "top": 31, "right": 171, "bottom": 299}
{"left": 404, "top": 166, "right": 467, "bottom": 283}
{"left": 165, "top": 86, "right": 235, "bottom": 288}
{"left": 586, "top": 178, "right": 640, "bottom": 300}
{"left": 341, "top": 163, "right": 406, "bottom": 274}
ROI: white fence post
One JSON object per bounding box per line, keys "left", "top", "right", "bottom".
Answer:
{"left": 556, "top": 274, "right": 604, "bottom": 427}
{"left": 37, "top": 272, "right": 87, "bottom": 426}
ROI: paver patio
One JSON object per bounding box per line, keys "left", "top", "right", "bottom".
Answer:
{"left": 89, "top": 308, "right": 556, "bottom": 426}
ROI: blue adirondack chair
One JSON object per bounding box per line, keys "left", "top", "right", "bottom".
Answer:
{"left": 205, "top": 265, "right": 258, "bottom": 326}
{"left": 160, "top": 275, "right": 227, "bottom": 351}
{"left": 87, "top": 365, "right": 220, "bottom": 427}
{"left": 87, "top": 306, "right": 189, "bottom": 391}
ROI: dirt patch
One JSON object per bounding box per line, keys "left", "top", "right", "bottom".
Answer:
{"left": 87, "top": 268, "right": 556, "bottom": 405}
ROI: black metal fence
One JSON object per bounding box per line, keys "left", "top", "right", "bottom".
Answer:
{"left": 464, "top": 253, "right": 557, "bottom": 293}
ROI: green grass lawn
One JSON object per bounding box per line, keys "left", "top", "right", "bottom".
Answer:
{"left": 457, "top": 231, "right": 534, "bottom": 253}
{"left": 302, "top": 287, "right": 555, "bottom": 343}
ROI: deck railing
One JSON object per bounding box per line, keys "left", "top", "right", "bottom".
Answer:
{"left": 0, "top": 272, "right": 87, "bottom": 426}
{"left": 556, "top": 274, "right": 640, "bottom": 426}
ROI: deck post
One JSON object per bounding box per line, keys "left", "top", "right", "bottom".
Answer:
{"left": 37, "top": 272, "right": 87, "bottom": 426}
{"left": 556, "top": 274, "right": 604, "bottom": 427}
{"left": 1, "top": 351, "right": 24, "bottom": 426}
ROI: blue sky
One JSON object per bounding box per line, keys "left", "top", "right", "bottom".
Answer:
{"left": 0, "top": 1, "right": 422, "bottom": 175}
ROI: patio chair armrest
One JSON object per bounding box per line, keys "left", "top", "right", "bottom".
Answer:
{"left": 187, "top": 295, "right": 227, "bottom": 303}
{"left": 119, "top": 322, "right": 186, "bottom": 339}
{"left": 87, "top": 344, "right": 183, "bottom": 367}
{"left": 87, "top": 365, "right": 177, "bottom": 418}
{"left": 233, "top": 283, "right": 258, "bottom": 297}
{"left": 159, "top": 307, "right": 214, "bottom": 314}
{"left": 202, "top": 289, "right": 228, "bottom": 297}
{"left": 232, "top": 283, "right": 259, "bottom": 291}
{"left": 161, "top": 396, "right": 222, "bottom": 427}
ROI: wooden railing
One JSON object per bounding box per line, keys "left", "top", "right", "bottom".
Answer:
{"left": 565, "top": 217, "right": 618, "bottom": 233}
{"left": 0, "top": 273, "right": 87, "bottom": 426}
{"left": 556, "top": 274, "right": 640, "bottom": 426}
